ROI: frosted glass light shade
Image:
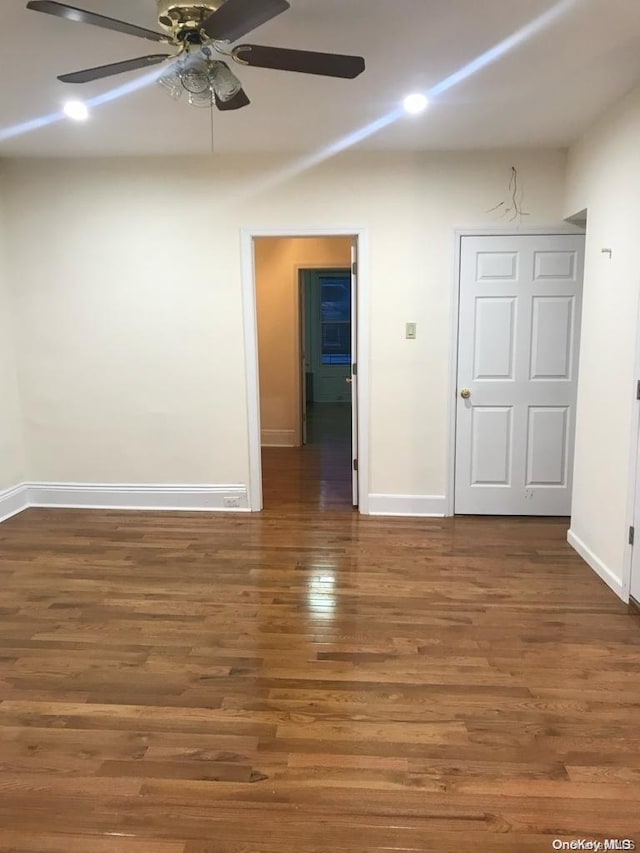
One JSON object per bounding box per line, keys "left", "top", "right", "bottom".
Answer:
{"left": 208, "top": 61, "right": 242, "bottom": 103}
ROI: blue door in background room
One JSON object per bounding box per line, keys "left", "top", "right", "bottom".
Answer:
{"left": 302, "top": 269, "right": 353, "bottom": 407}
{"left": 300, "top": 266, "right": 356, "bottom": 501}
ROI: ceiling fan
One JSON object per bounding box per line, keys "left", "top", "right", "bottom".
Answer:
{"left": 26, "top": 0, "right": 366, "bottom": 110}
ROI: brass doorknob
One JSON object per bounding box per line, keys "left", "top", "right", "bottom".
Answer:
{"left": 460, "top": 388, "right": 471, "bottom": 399}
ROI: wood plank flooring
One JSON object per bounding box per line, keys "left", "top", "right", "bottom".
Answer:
{"left": 1, "top": 436, "right": 640, "bottom": 849}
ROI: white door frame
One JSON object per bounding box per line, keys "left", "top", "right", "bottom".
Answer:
{"left": 446, "top": 225, "right": 586, "bottom": 517}
{"left": 623, "top": 288, "right": 640, "bottom": 604}
{"left": 240, "top": 226, "right": 370, "bottom": 513}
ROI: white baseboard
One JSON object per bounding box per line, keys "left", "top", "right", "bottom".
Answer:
{"left": 0, "top": 484, "right": 29, "bottom": 523}
{"left": 0, "top": 483, "right": 250, "bottom": 520}
{"left": 567, "top": 529, "right": 627, "bottom": 602}
{"left": 368, "top": 493, "right": 447, "bottom": 517}
{"left": 261, "top": 429, "right": 297, "bottom": 447}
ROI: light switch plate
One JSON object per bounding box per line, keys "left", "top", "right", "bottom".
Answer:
{"left": 406, "top": 322, "right": 417, "bottom": 340}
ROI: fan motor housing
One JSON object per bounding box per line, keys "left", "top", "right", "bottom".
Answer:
{"left": 157, "top": 1, "right": 226, "bottom": 32}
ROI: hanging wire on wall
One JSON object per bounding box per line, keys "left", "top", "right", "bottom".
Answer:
{"left": 487, "top": 166, "right": 530, "bottom": 222}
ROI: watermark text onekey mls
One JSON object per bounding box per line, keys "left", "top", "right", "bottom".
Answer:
{"left": 552, "top": 842, "right": 636, "bottom": 851}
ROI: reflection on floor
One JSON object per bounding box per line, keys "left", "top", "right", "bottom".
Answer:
{"left": 2, "top": 502, "right": 639, "bottom": 849}
{"left": 262, "top": 403, "right": 352, "bottom": 511}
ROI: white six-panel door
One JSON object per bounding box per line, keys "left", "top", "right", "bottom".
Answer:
{"left": 455, "top": 234, "right": 584, "bottom": 515}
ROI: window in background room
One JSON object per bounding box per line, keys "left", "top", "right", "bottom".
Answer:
{"left": 320, "top": 275, "right": 351, "bottom": 366}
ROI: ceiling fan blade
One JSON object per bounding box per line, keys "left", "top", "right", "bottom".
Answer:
{"left": 215, "top": 88, "right": 251, "bottom": 111}
{"left": 26, "top": 1, "right": 170, "bottom": 43}
{"left": 233, "top": 44, "right": 365, "bottom": 78}
{"left": 58, "top": 54, "right": 171, "bottom": 84}
{"left": 202, "top": 0, "right": 290, "bottom": 42}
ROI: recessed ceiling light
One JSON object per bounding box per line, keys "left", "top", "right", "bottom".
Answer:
{"left": 63, "top": 101, "right": 89, "bottom": 122}
{"left": 403, "top": 93, "right": 429, "bottom": 115}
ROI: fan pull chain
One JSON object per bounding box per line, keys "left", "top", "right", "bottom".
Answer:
{"left": 210, "top": 104, "right": 215, "bottom": 154}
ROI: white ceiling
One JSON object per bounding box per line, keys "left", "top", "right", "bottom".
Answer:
{"left": 1, "top": 0, "right": 640, "bottom": 156}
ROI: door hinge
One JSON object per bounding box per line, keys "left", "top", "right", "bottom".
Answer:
{"left": 352, "top": 363, "right": 358, "bottom": 376}
{"left": 636, "top": 380, "right": 640, "bottom": 401}
{"left": 353, "top": 459, "right": 358, "bottom": 472}
{"left": 630, "top": 526, "right": 635, "bottom": 546}
{"left": 352, "top": 261, "right": 358, "bottom": 276}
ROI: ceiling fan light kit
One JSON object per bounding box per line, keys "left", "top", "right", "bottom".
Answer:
{"left": 158, "top": 45, "right": 243, "bottom": 107}
{"left": 26, "top": 0, "right": 366, "bottom": 112}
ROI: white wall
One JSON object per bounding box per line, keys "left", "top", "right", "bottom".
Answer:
{"left": 564, "top": 84, "right": 640, "bottom": 599}
{"left": 2, "top": 150, "right": 567, "bottom": 507}
{"left": 0, "top": 175, "right": 26, "bottom": 499}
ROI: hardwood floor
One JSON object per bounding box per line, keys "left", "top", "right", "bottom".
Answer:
{"left": 1, "top": 438, "right": 640, "bottom": 850}
{"left": 263, "top": 403, "right": 353, "bottom": 512}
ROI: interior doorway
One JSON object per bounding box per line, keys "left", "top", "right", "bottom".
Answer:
{"left": 248, "top": 233, "right": 362, "bottom": 512}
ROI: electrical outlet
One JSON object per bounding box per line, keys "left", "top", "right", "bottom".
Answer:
{"left": 406, "top": 322, "right": 417, "bottom": 340}
{"left": 224, "top": 496, "right": 241, "bottom": 508}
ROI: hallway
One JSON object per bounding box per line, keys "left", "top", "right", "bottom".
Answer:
{"left": 262, "top": 403, "right": 353, "bottom": 511}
